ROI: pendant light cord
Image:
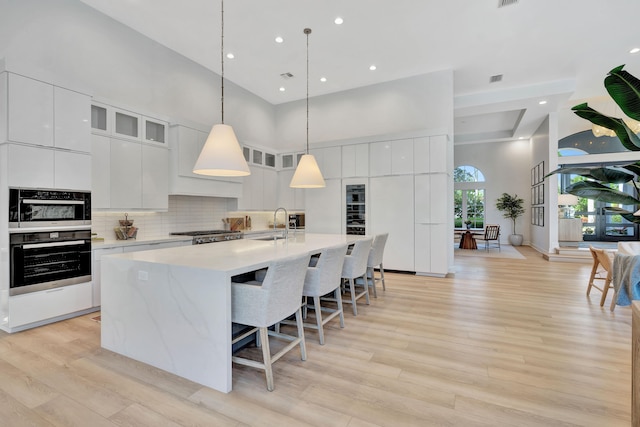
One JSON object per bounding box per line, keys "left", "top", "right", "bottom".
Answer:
{"left": 221, "top": 0, "right": 225, "bottom": 124}
{"left": 305, "top": 28, "right": 311, "bottom": 154}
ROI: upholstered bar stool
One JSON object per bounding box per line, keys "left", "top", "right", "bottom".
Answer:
{"left": 231, "top": 252, "right": 311, "bottom": 391}
{"left": 340, "top": 237, "right": 373, "bottom": 316}
{"left": 356, "top": 233, "right": 388, "bottom": 298}
{"left": 301, "top": 243, "right": 349, "bottom": 344}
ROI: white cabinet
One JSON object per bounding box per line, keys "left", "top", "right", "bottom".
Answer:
{"left": 311, "top": 146, "right": 341, "bottom": 179}
{"left": 54, "top": 150, "right": 91, "bottom": 191}
{"left": 237, "top": 166, "right": 277, "bottom": 210}
{"left": 142, "top": 144, "right": 169, "bottom": 209}
{"left": 414, "top": 174, "right": 448, "bottom": 224}
{"left": 414, "top": 224, "right": 448, "bottom": 276}
{"left": 369, "top": 139, "right": 413, "bottom": 176}
{"left": 305, "top": 179, "right": 342, "bottom": 234}
{"left": 113, "top": 107, "right": 141, "bottom": 141}
{"left": 91, "top": 134, "right": 111, "bottom": 208}
{"left": 414, "top": 135, "right": 447, "bottom": 174}
{"left": 93, "top": 135, "right": 168, "bottom": 210}
{"left": 7, "top": 73, "right": 54, "bottom": 146}
{"left": 370, "top": 175, "right": 415, "bottom": 271}
{"left": 6, "top": 144, "right": 54, "bottom": 188}
{"left": 54, "top": 86, "right": 91, "bottom": 152}
{"left": 277, "top": 169, "right": 305, "bottom": 210}
{"left": 110, "top": 138, "right": 142, "bottom": 209}
{"left": 342, "top": 144, "right": 369, "bottom": 177}
{"left": 7, "top": 282, "right": 93, "bottom": 331}
{"left": 6, "top": 143, "right": 90, "bottom": 190}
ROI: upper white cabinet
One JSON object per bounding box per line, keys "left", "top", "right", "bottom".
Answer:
{"left": 310, "top": 146, "right": 341, "bottom": 179}
{"left": 277, "top": 169, "right": 305, "bottom": 211}
{"left": 54, "top": 86, "right": 91, "bottom": 152}
{"left": 369, "top": 139, "right": 413, "bottom": 176}
{"left": 342, "top": 144, "right": 369, "bottom": 178}
{"left": 237, "top": 166, "right": 277, "bottom": 211}
{"left": 6, "top": 73, "right": 54, "bottom": 146}
{"left": 168, "top": 124, "right": 242, "bottom": 198}
{"left": 143, "top": 117, "right": 167, "bottom": 145}
{"left": 92, "top": 134, "right": 168, "bottom": 210}
{"left": 414, "top": 135, "right": 447, "bottom": 174}
{"left": 113, "top": 108, "right": 141, "bottom": 141}
{"left": 305, "top": 179, "right": 342, "bottom": 234}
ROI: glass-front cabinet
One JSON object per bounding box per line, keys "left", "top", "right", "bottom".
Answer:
{"left": 345, "top": 183, "right": 366, "bottom": 235}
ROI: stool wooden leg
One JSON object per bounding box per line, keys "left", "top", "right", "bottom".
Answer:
{"left": 259, "top": 327, "right": 274, "bottom": 391}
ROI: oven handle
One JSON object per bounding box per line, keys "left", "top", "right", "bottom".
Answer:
{"left": 22, "top": 199, "right": 84, "bottom": 205}
{"left": 22, "top": 240, "right": 88, "bottom": 250}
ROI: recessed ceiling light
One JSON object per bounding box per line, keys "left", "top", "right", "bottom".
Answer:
{"left": 518, "top": 137, "right": 525, "bottom": 140}
{"left": 275, "top": 36, "right": 284, "bottom": 43}
{"left": 320, "top": 77, "right": 327, "bottom": 82}
{"left": 279, "top": 87, "right": 285, "bottom": 92}
{"left": 369, "top": 65, "right": 377, "bottom": 71}
{"left": 334, "top": 17, "right": 344, "bottom": 25}
{"left": 226, "top": 53, "right": 235, "bottom": 59}
{"left": 630, "top": 47, "right": 640, "bottom": 54}
{"left": 538, "top": 100, "right": 547, "bottom": 105}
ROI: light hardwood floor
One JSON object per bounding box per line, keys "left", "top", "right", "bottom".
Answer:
{"left": 0, "top": 246, "right": 631, "bottom": 426}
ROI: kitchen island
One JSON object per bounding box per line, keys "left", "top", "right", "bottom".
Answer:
{"left": 100, "top": 233, "right": 363, "bottom": 393}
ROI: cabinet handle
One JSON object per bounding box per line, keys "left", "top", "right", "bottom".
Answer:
{"left": 46, "top": 288, "right": 65, "bottom": 293}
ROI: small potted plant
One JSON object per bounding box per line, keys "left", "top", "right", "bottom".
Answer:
{"left": 464, "top": 219, "right": 472, "bottom": 229}
{"left": 496, "top": 193, "right": 525, "bottom": 246}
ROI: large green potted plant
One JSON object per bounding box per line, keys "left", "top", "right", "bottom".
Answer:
{"left": 496, "top": 193, "right": 525, "bottom": 246}
{"left": 549, "top": 65, "right": 640, "bottom": 220}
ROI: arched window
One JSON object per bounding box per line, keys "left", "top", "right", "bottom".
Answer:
{"left": 454, "top": 165, "right": 485, "bottom": 228}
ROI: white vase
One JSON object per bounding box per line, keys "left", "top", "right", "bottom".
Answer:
{"left": 508, "top": 234, "right": 523, "bottom": 246}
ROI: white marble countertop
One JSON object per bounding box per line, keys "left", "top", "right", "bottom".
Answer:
{"left": 106, "top": 233, "right": 361, "bottom": 276}
{"left": 92, "top": 235, "right": 193, "bottom": 250}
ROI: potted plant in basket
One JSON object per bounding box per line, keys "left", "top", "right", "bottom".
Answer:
{"left": 496, "top": 193, "right": 525, "bottom": 246}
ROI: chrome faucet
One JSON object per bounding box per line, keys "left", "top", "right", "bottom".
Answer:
{"left": 273, "top": 207, "right": 288, "bottom": 239}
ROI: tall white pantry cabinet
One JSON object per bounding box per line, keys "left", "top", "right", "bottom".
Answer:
{"left": 306, "top": 134, "right": 450, "bottom": 277}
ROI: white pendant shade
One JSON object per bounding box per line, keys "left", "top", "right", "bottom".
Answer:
{"left": 290, "top": 154, "right": 326, "bottom": 188}
{"left": 193, "top": 124, "right": 250, "bottom": 177}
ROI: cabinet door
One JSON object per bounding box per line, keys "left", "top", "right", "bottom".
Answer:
{"left": 91, "top": 135, "right": 111, "bottom": 208}
{"left": 262, "top": 169, "right": 278, "bottom": 211}
{"left": 429, "top": 135, "right": 448, "bottom": 174}
{"left": 413, "top": 137, "right": 430, "bottom": 174}
{"left": 54, "top": 86, "right": 90, "bottom": 152}
{"left": 7, "top": 144, "right": 54, "bottom": 188}
{"left": 341, "top": 144, "right": 368, "bottom": 178}
{"left": 9, "top": 282, "right": 92, "bottom": 329}
{"left": 414, "top": 174, "right": 431, "bottom": 224}
{"left": 237, "top": 166, "right": 254, "bottom": 210}
{"left": 110, "top": 139, "right": 142, "bottom": 209}
{"left": 250, "top": 168, "right": 265, "bottom": 209}
{"left": 142, "top": 145, "right": 169, "bottom": 210}
{"left": 113, "top": 108, "right": 141, "bottom": 141}
{"left": 370, "top": 175, "right": 414, "bottom": 271}
{"left": 277, "top": 170, "right": 295, "bottom": 209}
{"left": 369, "top": 141, "right": 392, "bottom": 176}
{"left": 391, "top": 139, "right": 413, "bottom": 175}
{"left": 8, "top": 73, "right": 54, "bottom": 146}
{"left": 92, "top": 247, "right": 123, "bottom": 307}
{"left": 176, "top": 125, "right": 204, "bottom": 177}
{"left": 305, "top": 179, "right": 342, "bottom": 234}
{"left": 55, "top": 151, "right": 91, "bottom": 190}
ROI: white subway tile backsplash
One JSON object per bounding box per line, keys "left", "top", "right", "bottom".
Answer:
{"left": 92, "top": 195, "right": 231, "bottom": 240}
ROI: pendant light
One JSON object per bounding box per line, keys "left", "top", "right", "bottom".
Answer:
{"left": 290, "top": 28, "right": 326, "bottom": 188}
{"left": 193, "top": 0, "right": 250, "bottom": 177}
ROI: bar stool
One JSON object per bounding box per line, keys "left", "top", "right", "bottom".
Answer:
{"left": 341, "top": 237, "right": 373, "bottom": 316}
{"left": 356, "top": 233, "right": 388, "bottom": 298}
{"left": 231, "top": 252, "right": 310, "bottom": 391}
{"left": 587, "top": 246, "right": 614, "bottom": 307}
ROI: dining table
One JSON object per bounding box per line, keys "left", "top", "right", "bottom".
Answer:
{"left": 454, "top": 228, "right": 484, "bottom": 250}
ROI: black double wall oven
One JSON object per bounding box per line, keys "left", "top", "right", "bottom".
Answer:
{"left": 9, "top": 188, "right": 92, "bottom": 296}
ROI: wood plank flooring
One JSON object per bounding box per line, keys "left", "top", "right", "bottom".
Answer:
{"left": 0, "top": 245, "right": 631, "bottom": 426}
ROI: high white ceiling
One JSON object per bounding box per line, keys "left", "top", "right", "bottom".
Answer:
{"left": 79, "top": 0, "right": 640, "bottom": 143}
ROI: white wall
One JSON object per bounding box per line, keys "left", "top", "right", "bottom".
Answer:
{"left": 275, "top": 71, "right": 454, "bottom": 151}
{"left": 454, "top": 139, "right": 531, "bottom": 244}
{"left": 0, "top": 0, "right": 277, "bottom": 147}
{"left": 530, "top": 114, "right": 558, "bottom": 253}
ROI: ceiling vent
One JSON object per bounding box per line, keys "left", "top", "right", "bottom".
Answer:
{"left": 489, "top": 74, "right": 503, "bottom": 83}
{"left": 280, "top": 72, "right": 294, "bottom": 79}
{"left": 498, "top": 0, "right": 518, "bottom": 7}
